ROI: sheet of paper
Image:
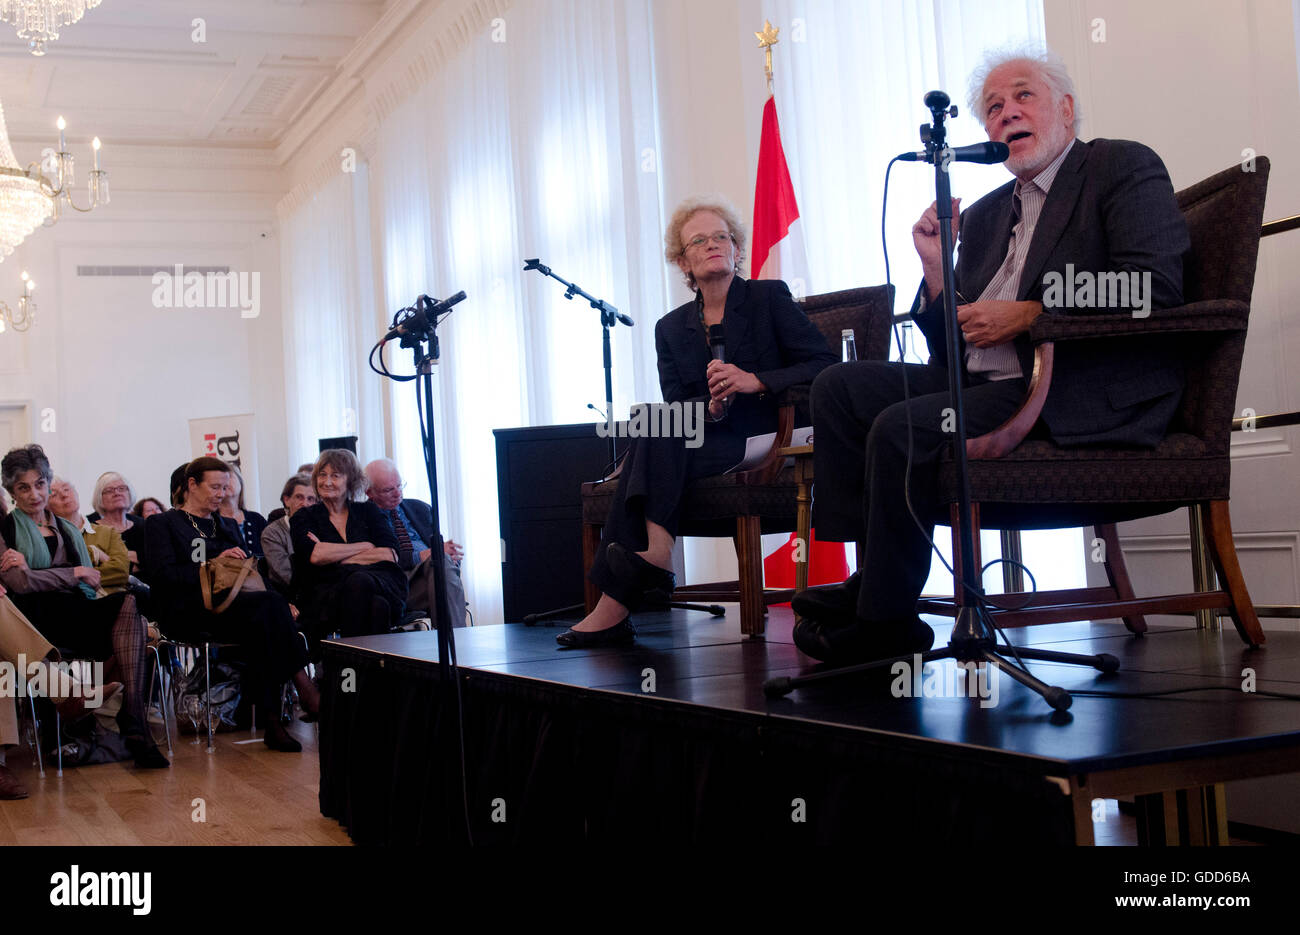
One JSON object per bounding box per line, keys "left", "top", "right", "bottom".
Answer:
{"left": 724, "top": 425, "right": 813, "bottom": 474}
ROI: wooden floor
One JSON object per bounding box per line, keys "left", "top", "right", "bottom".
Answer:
{"left": 0, "top": 716, "right": 351, "bottom": 846}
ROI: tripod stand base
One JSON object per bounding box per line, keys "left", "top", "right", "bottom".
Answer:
{"left": 766, "top": 628, "right": 1119, "bottom": 710}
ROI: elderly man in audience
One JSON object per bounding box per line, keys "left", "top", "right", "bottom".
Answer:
{"left": 88, "top": 471, "right": 146, "bottom": 573}
{"left": 262, "top": 472, "right": 316, "bottom": 599}
{"left": 144, "top": 456, "right": 318, "bottom": 752}
{"left": 49, "top": 477, "right": 130, "bottom": 594}
{"left": 363, "top": 458, "right": 467, "bottom": 628}
{"left": 0, "top": 446, "right": 167, "bottom": 769}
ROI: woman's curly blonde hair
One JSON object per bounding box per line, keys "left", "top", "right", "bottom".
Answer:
{"left": 664, "top": 195, "right": 747, "bottom": 290}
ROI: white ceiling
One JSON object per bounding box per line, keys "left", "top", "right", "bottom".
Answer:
{"left": 0, "top": 0, "right": 389, "bottom": 150}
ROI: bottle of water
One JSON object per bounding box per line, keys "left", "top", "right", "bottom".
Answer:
{"left": 841, "top": 329, "right": 857, "bottom": 362}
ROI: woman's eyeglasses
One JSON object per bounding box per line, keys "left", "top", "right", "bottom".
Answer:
{"left": 684, "top": 232, "right": 734, "bottom": 252}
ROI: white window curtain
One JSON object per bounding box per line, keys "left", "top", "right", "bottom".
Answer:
{"left": 279, "top": 165, "right": 385, "bottom": 471}
{"left": 370, "top": 0, "right": 666, "bottom": 627}
{"left": 757, "top": 0, "right": 1083, "bottom": 595}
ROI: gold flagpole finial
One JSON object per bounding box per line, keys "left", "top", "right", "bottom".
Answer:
{"left": 755, "top": 20, "right": 779, "bottom": 94}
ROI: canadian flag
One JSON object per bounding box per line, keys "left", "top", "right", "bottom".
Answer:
{"left": 750, "top": 93, "right": 849, "bottom": 591}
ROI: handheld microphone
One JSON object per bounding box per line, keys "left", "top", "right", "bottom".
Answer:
{"left": 708, "top": 324, "right": 731, "bottom": 414}
{"left": 708, "top": 324, "right": 726, "bottom": 362}
{"left": 896, "top": 141, "right": 1010, "bottom": 165}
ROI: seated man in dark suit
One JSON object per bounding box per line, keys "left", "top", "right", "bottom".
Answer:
{"left": 795, "top": 47, "right": 1190, "bottom": 663}
{"left": 363, "top": 458, "right": 468, "bottom": 628}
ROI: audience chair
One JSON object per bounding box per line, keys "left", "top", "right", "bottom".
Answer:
{"left": 918, "top": 159, "right": 1271, "bottom": 647}
{"left": 581, "top": 285, "right": 894, "bottom": 637}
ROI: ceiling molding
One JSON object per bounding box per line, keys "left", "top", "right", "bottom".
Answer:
{"left": 274, "top": 0, "right": 510, "bottom": 206}
{"left": 276, "top": 146, "right": 358, "bottom": 219}
{"left": 364, "top": 0, "right": 512, "bottom": 125}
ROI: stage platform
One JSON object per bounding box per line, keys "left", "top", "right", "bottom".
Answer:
{"left": 317, "top": 607, "right": 1300, "bottom": 845}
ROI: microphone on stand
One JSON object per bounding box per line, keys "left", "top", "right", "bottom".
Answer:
{"left": 708, "top": 324, "right": 731, "bottom": 415}
{"left": 381, "top": 291, "right": 467, "bottom": 342}
{"left": 896, "top": 141, "right": 1010, "bottom": 165}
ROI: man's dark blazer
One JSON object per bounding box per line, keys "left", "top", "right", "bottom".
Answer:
{"left": 910, "top": 138, "right": 1191, "bottom": 447}
{"left": 655, "top": 276, "right": 836, "bottom": 439}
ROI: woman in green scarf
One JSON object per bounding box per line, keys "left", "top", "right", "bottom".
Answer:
{"left": 0, "top": 444, "right": 168, "bottom": 770}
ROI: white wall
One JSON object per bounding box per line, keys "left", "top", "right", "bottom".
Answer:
{"left": 0, "top": 143, "right": 288, "bottom": 514}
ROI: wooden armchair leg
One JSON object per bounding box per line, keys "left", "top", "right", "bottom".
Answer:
{"left": 1095, "top": 523, "right": 1148, "bottom": 635}
{"left": 1204, "top": 500, "right": 1266, "bottom": 647}
{"left": 582, "top": 523, "right": 602, "bottom": 614}
{"left": 736, "top": 515, "right": 765, "bottom": 637}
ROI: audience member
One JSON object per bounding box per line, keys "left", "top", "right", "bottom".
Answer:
{"left": 262, "top": 473, "right": 316, "bottom": 595}
{"left": 218, "top": 463, "right": 267, "bottom": 559}
{"left": 266, "top": 463, "right": 315, "bottom": 523}
{"left": 89, "top": 472, "right": 146, "bottom": 573}
{"left": 143, "top": 456, "right": 318, "bottom": 752}
{"left": 291, "top": 450, "right": 407, "bottom": 647}
{"left": 133, "top": 497, "right": 165, "bottom": 519}
{"left": 0, "top": 446, "right": 167, "bottom": 768}
{"left": 364, "top": 458, "right": 467, "bottom": 628}
{"left": 49, "top": 477, "right": 130, "bottom": 593}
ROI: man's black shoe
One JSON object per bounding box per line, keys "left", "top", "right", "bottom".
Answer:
{"left": 793, "top": 613, "right": 934, "bottom": 665}
{"left": 790, "top": 571, "right": 862, "bottom": 622}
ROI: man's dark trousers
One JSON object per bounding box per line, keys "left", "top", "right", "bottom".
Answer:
{"left": 811, "top": 360, "right": 1026, "bottom": 622}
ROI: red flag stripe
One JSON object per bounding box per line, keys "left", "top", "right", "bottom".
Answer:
{"left": 750, "top": 95, "right": 801, "bottom": 279}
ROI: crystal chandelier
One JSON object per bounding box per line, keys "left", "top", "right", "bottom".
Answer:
{"left": 0, "top": 0, "right": 104, "bottom": 56}
{"left": 0, "top": 96, "right": 109, "bottom": 262}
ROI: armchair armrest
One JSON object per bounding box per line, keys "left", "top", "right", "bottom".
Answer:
{"left": 776, "top": 383, "right": 810, "bottom": 411}
{"left": 1029, "top": 300, "right": 1249, "bottom": 344}
{"left": 967, "top": 344, "right": 1055, "bottom": 460}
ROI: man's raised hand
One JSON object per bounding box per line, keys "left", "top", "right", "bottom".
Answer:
{"left": 913, "top": 198, "right": 961, "bottom": 301}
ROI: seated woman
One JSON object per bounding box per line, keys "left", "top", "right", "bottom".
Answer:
{"left": 132, "top": 497, "right": 166, "bottom": 520}
{"left": 558, "top": 195, "right": 836, "bottom": 647}
{"left": 143, "top": 457, "right": 319, "bottom": 752}
{"left": 88, "top": 472, "right": 146, "bottom": 574}
{"left": 290, "top": 449, "right": 407, "bottom": 649}
{"left": 219, "top": 463, "right": 267, "bottom": 560}
{"left": 0, "top": 445, "right": 167, "bottom": 768}
{"left": 49, "top": 477, "right": 130, "bottom": 594}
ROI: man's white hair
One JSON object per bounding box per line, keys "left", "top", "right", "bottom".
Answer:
{"left": 967, "top": 44, "right": 1082, "bottom": 135}
{"left": 364, "top": 457, "right": 400, "bottom": 485}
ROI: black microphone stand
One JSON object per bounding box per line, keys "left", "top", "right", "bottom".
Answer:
{"left": 524, "top": 258, "right": 632, "bottom": 467}
{"left": 765, "top": 91, "right": 1118, "bottom": 712}
{"left": 377, "top": 294, "right": 474, "bottom": 842}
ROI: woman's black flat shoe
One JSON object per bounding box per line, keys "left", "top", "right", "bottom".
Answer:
{"left": 556, "top": 617, "right": 635, "bottom": 648}
{"left": 606, "top": 542, "right": 676, "bottom": 595}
